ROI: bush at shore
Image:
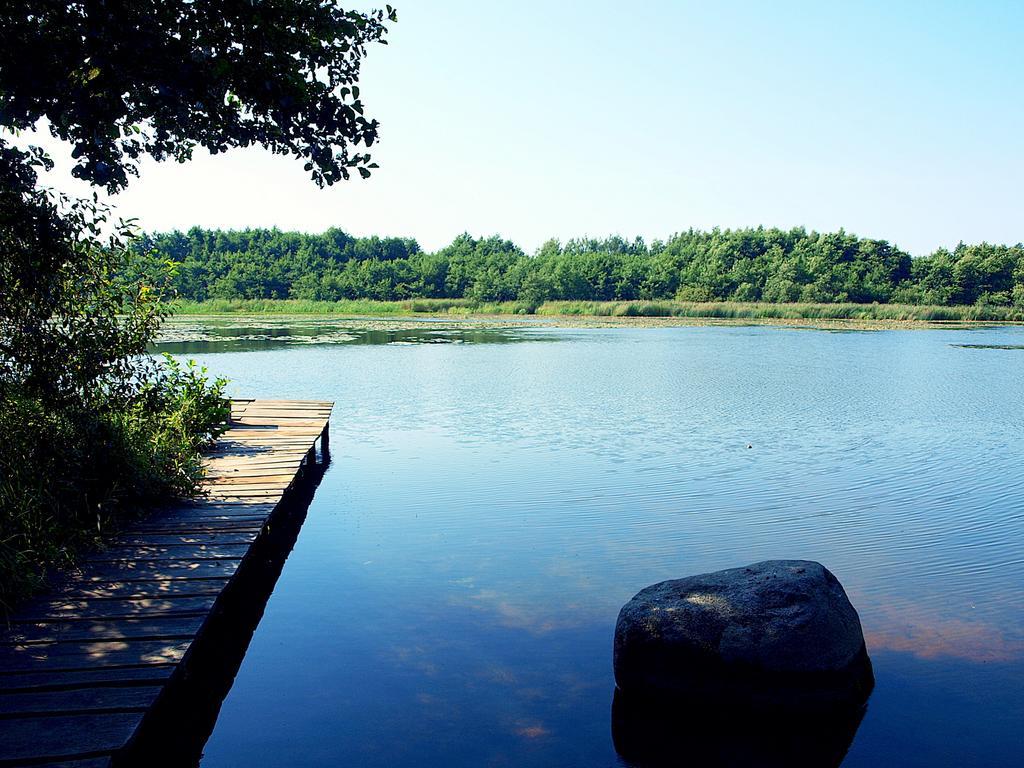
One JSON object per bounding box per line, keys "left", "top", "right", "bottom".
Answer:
{"left": 0, "top": 360, "right": 229, "bottom": 610}
{"left": 0, "top": 146, "right": 229, "bottom": 613}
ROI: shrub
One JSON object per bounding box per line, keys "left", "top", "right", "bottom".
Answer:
{"left": 0, "top": 144, "right": 230, "bottom": 612}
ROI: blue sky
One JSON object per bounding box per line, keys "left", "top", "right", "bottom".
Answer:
{"left": 23, "top": 0, "right": 1024, "bottom": 254}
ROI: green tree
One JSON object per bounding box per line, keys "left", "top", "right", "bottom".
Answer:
{"left": 125, "top": 224, "right": 1023, "bottom": 312}
{"left": 0, "top": 1, "right": 397, "bottom": 608}
{"left": 1, "top": 1, "right": 396, "bottom": 189}
{"left": 0, "top": 146, "right": 163, "bottom": 407}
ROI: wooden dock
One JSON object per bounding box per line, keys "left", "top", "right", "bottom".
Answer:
{"left": 0, "top": 399, "right": 333, "bottom": 767}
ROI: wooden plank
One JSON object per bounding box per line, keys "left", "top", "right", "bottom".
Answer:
{"left": 201, "top": 473, "right": 297, "bottom": 485}
{"left": 235, "top": 404, "right": 333, "bottom": 410}
{"left": 209, "top": 449, "right": 310, "bottom": 458}
{"left": 228, "top": 429, "right": 322, "bottom": 435}
{"left": 206, "top": 488, "right": 292, "bottom": 498}
{"left": 234, "top": 419, "right": 330, "bottom": 425}
{"left": 125, "top": 523, "right": 264, "bottom": 537}
{"left": 0, "top": 399, "right": 332, "bottom": 765}
{"left": 1, "top": 616, "right": 204, "bottom": 646}
{"left": 46, "top": 579, "right": 231, "bottom": 602}
{"left": 228, "top": 420, "right": 317, "bottom": 424}
{"left": 206, "top": 456, "right": 306, "bottom": 465}
{"left": 0, "top": 665, "right": 174, "bottom": 694}
{"left": 204, "top": 484, "right": 296, "bottom": 493}
{"left": 230, "top": 437, "right": 323, "bottom": 443}
{"left": 234, "top": 403, "right": 333, "bottom": 409}
{"left": 208, "top": 448, "right": 309, "bottom": 457}
{"left": 204, "top": 468, "right": 302, "bottom": 479}
{"left": 18, "top": 757, "right": 113, "bottom": 768}
{"left": 108, "top": 532, "right": 259, "bottom": 547}
{"left": 238, "top": 407, "right": 332, "bottom": 412}
{"left": 0, "top": 685, "right": 161, "bottom": 715}
{"left": 232, "top": 419, "right": 328, "bottom": 428}
{"left": 137, "top": 513, "right": 268, "bottom": 523}
{"left": 89, "top": 543, "right": 251, "bottom": 561}
{"left": 224, "top": 428, "right": 324, "bottom": 435}
{"left": 163, "top": 509, "right": 273, "bottom": 519}
{"left": 0, "top": 640, "right": 193, "bottom": 670}
{"left": 200, "top": 472, "right": 298, "bottom": 482}
{"left": 206, "top": 490, "right": 290, "bottom": 500}
{"left": 204, "top": 442, "right": 301, "bottom": 454}
{"left": 158, "top": 504, "right": 276, "bottom": 515}
{"left": 166, "top": 507, "right": 275, "bottom": 517}
{"left": 10, "top": 596, "right": 218, "bottom": 623}
{"left": 204, "top": 463, "right": 305, "bottom": 474}
{"left": 206, "top": 455, "right": 306, "bottom": 465}
{"left": 135, "top": 510, "right": 271, "bottom": 523}
{"left": 73, "top": 559, "right": 241, "bottom": 582}
{"left": 152, "top": 500, "right": 278, "bottom": 512}
{"left": 208, "top": 439, "right": 307, "bottom": 449}
{"left": 204, "top": 464, "right": 304, "bottom": 475}
{"left": 125, "top": 524, "right": 264, "bottom": 538}
{"left": 0, "top": 712, "right": 138, "bottom": 762}
{"left": 200, "top": 484, "right": 294, "bottom": 495}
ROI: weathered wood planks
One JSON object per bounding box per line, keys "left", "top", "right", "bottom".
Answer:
{"left": 0, "top": 400, "right": 332, "bottom": 767}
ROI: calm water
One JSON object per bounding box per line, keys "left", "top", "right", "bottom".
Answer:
{"left": 157, "top": 319, "right": 1024, "bottom": 767}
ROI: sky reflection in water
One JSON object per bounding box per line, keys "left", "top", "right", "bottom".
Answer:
{"left": 157, "top": 321, "right": 1024, "bottom": 767}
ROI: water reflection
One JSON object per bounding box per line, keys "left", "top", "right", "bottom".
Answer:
{"left": 176, "top": 322, "right": 1024, "bottom": 767}
{"left": 611, "top": 689, "right": 867, "bottom": 768}
{"left": 862, "top": 597, "right": 1024, "bottom": 662}
{"left": 121, "top": 453, "right": 328, "bottom": 765}
{"left": 154, "top": 318, "right": 553, "bottom": 354}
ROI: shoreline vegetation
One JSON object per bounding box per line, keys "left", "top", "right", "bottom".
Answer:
{"left": 170, "top": 298, "right": 1024, "bottom": 325}
{"left": 3, "top": 2, "right": 394, "bottom": 615}
{"left": 0, "top": 153, "right": 231, "bottom": 613}
{"left": 133, "top": 228, "right": 1024, "bottom": 317}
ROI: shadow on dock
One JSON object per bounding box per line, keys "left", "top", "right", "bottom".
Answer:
{"left": 611, "top": 687, "right": 867, "bottom": 768}
{"left": 115, "top": 449, "right": 330, "bottom": 767}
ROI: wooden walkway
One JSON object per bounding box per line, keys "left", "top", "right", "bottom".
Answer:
{"left": 0, "top": 399, "right": 333, "bottom": 767}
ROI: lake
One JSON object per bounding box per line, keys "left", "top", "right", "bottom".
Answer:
{"left": 156, "top": 318, "right": 1024, "bottom": 767}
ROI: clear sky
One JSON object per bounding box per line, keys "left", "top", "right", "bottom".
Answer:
{"left": 19, "top": 0, "right": 1024, "bottom": 254}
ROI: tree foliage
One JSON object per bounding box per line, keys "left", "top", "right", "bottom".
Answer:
{"left": 1, "top": 1, "right": 396, "bottom": 609}
{"left": 0, "top": 144, "right": 165, "bottom": 405}
{"left": 137, "top": 226, "right": 1024, "bottom": 310}
{"left": 0, "top": 141, "right": 231, "bottom": 609}
{"left": 0, "top": 0, "right": 396, "bottom": 190}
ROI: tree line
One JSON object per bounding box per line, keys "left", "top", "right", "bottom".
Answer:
{"left": 130, "top": 227, "right": 1024, "bottom": 309}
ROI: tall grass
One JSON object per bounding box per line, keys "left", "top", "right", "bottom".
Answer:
{"left": 535, "top": 300, "right": 1024, "bottom": 322}
{"left": 174, "top": 298, "right": 491, "bottom": 315}
{"left": 0, "top": 360, "right": 230, "bottom": 613}
{"left": 172, "top": 298, "right": 1024, "bottom": 323}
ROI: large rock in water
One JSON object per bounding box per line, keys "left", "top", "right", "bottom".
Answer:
{"left": 613, "top": 560, "right": 873, "bottom": 711}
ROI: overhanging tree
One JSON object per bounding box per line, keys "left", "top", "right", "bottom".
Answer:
{"left": 0, "top": 1, "right": 397, "bottom": 608}
{"left": 1, "top": 0, "right": 397, "bottom": 189}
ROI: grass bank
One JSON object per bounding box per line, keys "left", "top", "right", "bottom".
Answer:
{"left": 172, "top": 298, "right": 1024, "bottom": 323}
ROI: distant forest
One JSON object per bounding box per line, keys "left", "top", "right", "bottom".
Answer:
{"left": 130, "top": 227, "right": 1024, "bottom": 309}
